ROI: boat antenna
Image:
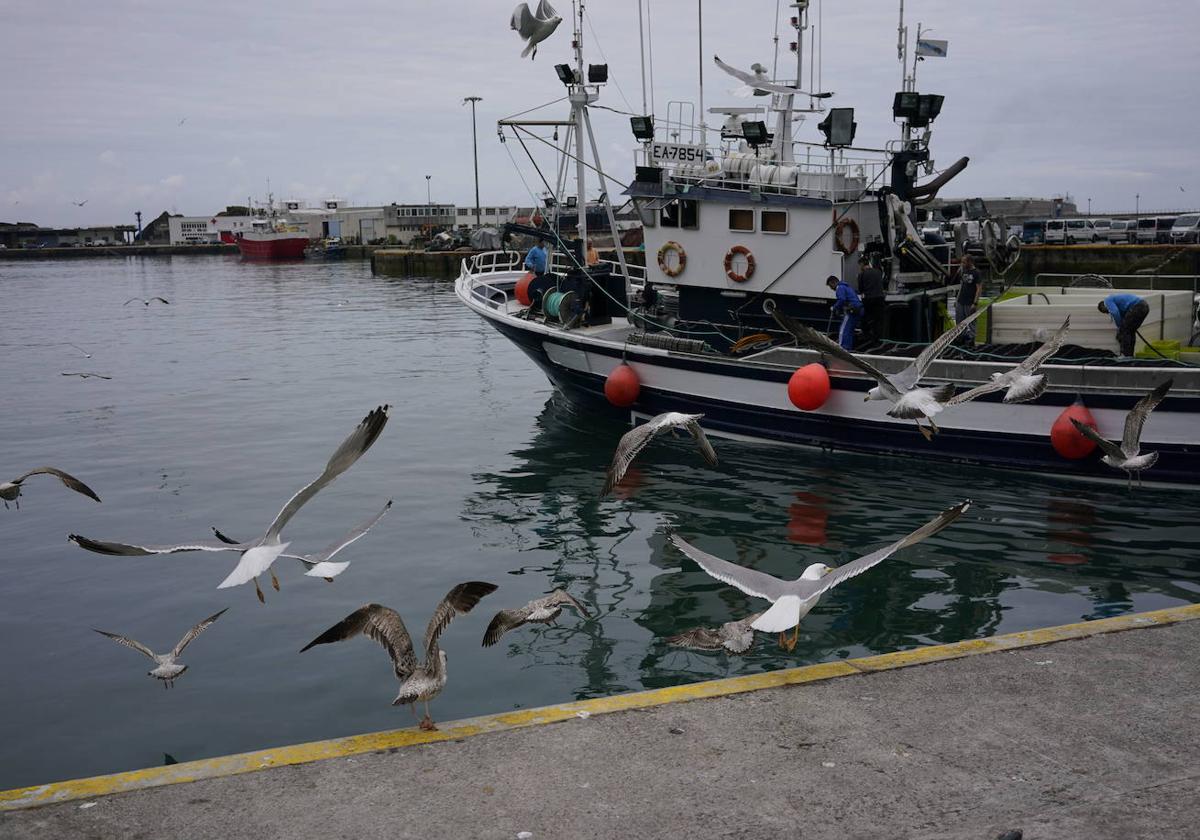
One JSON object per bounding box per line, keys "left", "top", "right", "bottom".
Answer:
{"left": 771, "top": 0, "right": 782, "bottom": 79}
{"left": 637, "top": 0, "right": 649, "bottom": 115}
{"left": 572, "top": 0, "right": 587, "bottom": 253}
{"left": 646, "top": 0, "right": 657, "bottom": 119}
{"left": 697, "top": 0, "right": 706, "bottom": 149}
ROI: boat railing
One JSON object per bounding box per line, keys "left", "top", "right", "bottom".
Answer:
{"left": 465, "top": 250, "right": 524, "bottom": 276}
{"left": 1033, "top": 273, "right": 1200, "bottom": 294}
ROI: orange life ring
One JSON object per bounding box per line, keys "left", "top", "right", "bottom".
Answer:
{"left": 724, "top": 245, "right": 756, "bottom": 282}
{"left": 834, "top": 217, "right": 860, "bottom": 254}
{"left": 657, "top": 240, "right": 686, "bottom": 277}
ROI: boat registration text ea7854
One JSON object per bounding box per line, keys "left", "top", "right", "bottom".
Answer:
{"left": 649, "top": 142, "right": 707, "bottom": 164}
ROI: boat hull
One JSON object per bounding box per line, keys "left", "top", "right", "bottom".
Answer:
{"left": 237, "top": 233, "right": 308, "bottom": 260}
{"left": 467, "top": 280, "right": 1200, "bottom": 488}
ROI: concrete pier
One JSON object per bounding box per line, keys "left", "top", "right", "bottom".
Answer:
{"left": 3, "top": 604, "right": 1198, "bottom": 839}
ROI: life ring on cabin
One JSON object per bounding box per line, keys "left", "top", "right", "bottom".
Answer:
{"left": 834, "top": 217, "right": 860, "bottom": 254}
{"left": 657, "top": 241, "right": 686, "bottom": 277}
{"left": 724, "top": 245, "right": 756, "bottom": 282}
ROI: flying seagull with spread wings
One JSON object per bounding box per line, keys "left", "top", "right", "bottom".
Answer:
{"left": 948, "top": 317, "right": 1069, "bottom": 406}
{"left": 301, "top": 582, "right": 498, "bottom": 730}
{"left": 124, "top": 297, "right": 170, "bottom": 307}
{"left": 771, "top": 302, "right": 986, "bottom": 439}
{"left": 714, "top": 56, "right": 832, "bottom": 99}
{"left": 93, "top": 608, "right": 228, "bottom": 688}
{"left": 61, "top": 372, "right": 112, "bottom": 380}
{"left": 1071, "top": 379, "right": 1172, "bottom": 488}
{"left": 602, "top": 412, "right": 718, "bottom": 497}
{"left": 481, "top": 589, "right": 591, "bottom": 647}
{"left": 670, "top": 500, "right": 970, "bottom": 650}
{"left": 69, "top": 405, "right": 390, "bottom": 603}
{"left": 1, "top": 467, "right": 101, "bottom": 509}
{"left": 510, "top": 0, "right": 561, "bottom": 60}
{"left": 666, "top": 612, "right": 764, "bottom": 655}
{"left": 212, "top": 500, "right": 392, "bottom": 582}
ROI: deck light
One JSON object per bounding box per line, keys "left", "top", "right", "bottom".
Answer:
{"left": 587, "top": 64, "right": 608, "bottom": 83}
{"left": 741, "top": 120, "right": 770, "bottom": 148}
{"left": 817, "top": 108, "right": 856, "bottom": 147}
{"left": 555, "top": 64, "right": 577, "bottom": 85}
{"left": 630, "top": 116, "right": 655, "bottom": 141}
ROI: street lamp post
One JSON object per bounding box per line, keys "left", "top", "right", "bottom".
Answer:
{"left": 1087, "top": 197, "right": 1092, "bottom": 215}
{"left": 1135, "top": 193, "right": 1140, "bottom": 223}
{"left": 463, "top": 96, "right": 483, "bottom": 229}
{"left": 425, "top": 175, "right": 432, "bottom": 206}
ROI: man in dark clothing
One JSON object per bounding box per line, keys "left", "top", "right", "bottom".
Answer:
{"left": 954, "top": 254, "right": 982, "bottom": 347}
{"left": 1099, "top": 293, "right": 1149, "bottom": 357}
{"left": 856, "top": 255, "right": 886, "bottom": 345}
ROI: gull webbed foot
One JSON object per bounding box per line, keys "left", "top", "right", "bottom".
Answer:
{"left": 270, "top": 569, "right": 280, "bottom": 592}
{"left": 254, "top": 579, "right": 265, "bottom": 604}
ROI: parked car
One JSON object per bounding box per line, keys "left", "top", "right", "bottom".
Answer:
{"left": 1090, "top": 219, "right": 1112, "bottom": 241}
{"left": 1106, "top": 219, "right": 1132, "bottom": 244}
{"left": 1064, "top": 218, "right": 1100, "bottom": 244}
{"left": 1044, "top": 219, "right": 1065, "bottom": 244}
{"left": 1169, "top": 214, "right": 1199, "bottom": 244}
{"left": 1135, "top": 217, "right": 1159, "bottom": 244}
{"left": 1021, "top": 219, "right": 1045, "bottom": 244}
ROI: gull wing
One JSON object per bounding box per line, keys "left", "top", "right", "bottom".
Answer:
{"left": 301, "top": 604, "right": 419, "bottom": 682}
{"left": 904, "top": 303, "right": 991, "bottom": 386}
{"left": 601, "top": 413, "right": 698, "bottom": 497}
{"left": 1014, "top": 316, "right": 1070, "bottom": 375}
{"left": 547, "top": 589, "right": 592, "bottom": 617}
{"left": 534, "top": 0, "right": 557, "bottom": 22}
{"left": 1069, "top": 418, "right": 1125, "bottom": 462}
{"left": 665, "top": 626, "right": 725, "bottom": 651}
{"left": 1122, "top": 379, "right": 1172, "bottom": 457}
{"left": 481, "top": 605, "right": 534, "bottom": 647}
{"left": 425, "top": 581, "right": 498, "bottom": 657}
{"left": 14, "top": 467, "right": 101, "bottom": 502}
{"left": 69, "top": 534, "right": 250, "bottom": 556}
{"left": 668, "top": 534, "right": 789, "bottom": 602}
{"left": 300, "top": 500, "right": 393, "bottom": 565}
{"left": 771, "top": 308, "right": 899, "bottom": 397}
{"left": 151, "top": 297, "right": 170, "bottom": 305}
{"left": 685, "top": 418, "right": 719, "bottom": 467}
{"left": 170, "top": 608, "right": 229, "bottom": 658}
{"left": 945, "top": 379, "right": 1005, "bottom": 407}
{"left": 264, "top": 405, "right": 390, "bottom": 541}
{"left": 510, "top": 2, "right": 534, "bottom": 37}
{"left": 123, "top": 298, "right": 142, "bottom": 306}
{"left": 714, "top": 55, "right": 820, "bottom": 97}
{"left": 93, "top": 629, "right": 157, "bottom": 661}
{"left": 796, "top": 500, "right": 971, "bottom": 601}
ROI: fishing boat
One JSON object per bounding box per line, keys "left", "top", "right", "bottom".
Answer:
{"left": 456, "top": 2, "right": 1199, "bottom": 487}
{"left": 237, "top": 218, "right": 309, "bottom": 260}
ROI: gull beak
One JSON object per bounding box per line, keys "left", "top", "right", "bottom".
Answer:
{"left": 824, "top": 566, "right": 835, "bottom": 576}
{"left": 863, "top": 395, "right": 870, "bottom": 402}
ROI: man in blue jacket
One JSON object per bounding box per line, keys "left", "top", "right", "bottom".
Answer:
{"left": 826, "top": 274, "right": 864, "bottom": 350}
{"left": 524, "top": 238, "right": 548, "bottom": 277}
{"left": 1098, "top": 293, "right": 1148, "bottom": 357}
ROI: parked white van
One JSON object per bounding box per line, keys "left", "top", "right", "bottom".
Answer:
{"left": 1134, "top": 218, "right": 1159, "bottom": 244}
{"left": 1064, "top": 218, "right": 1100, "bottom": 244}
{"left": 1106, "top": 219, "right": 1133, "bottom": 244}
{"left": 1170, "top": 214, "right": 1200, "bottom": 244}
{"left": 1044, "top": 219, "right": 1065, "bottom": 244}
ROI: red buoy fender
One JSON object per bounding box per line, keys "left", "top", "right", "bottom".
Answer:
{"left": 605, "top": 363, "right": 641, "bottom": 407}
{"left": 787, "top": 363, "right": 831, "bottom": 411}
{"left": 1051, "top": 397, "right": 1098, "bottom": 459}
{"left": 515, "top": 271, "right": 535, "bottom": 306}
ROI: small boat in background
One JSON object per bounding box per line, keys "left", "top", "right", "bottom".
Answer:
{"left": 307, "top": 237, "right": 348, "bottom": 259}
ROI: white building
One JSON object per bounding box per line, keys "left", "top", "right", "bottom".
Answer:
{"left": 454, "top": 206, "right": 518, "bottom": 228}
{"left": 168, "top": 214, "right": 257, "bottom": 245}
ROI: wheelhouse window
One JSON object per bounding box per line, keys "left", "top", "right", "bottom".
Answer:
{"left": 729, "top": 208, "right": 755, "bottom": 232}
{"left": 661, "top": 199, "right": 699, "bottom": 230}
{"left": 761, "top": 209, "right": 788, "bottom": 234}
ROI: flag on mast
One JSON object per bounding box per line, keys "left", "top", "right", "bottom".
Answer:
{"left": 916, "top": 38, "right": 948, "bottom": 58}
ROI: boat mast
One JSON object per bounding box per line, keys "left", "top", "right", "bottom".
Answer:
{"left": 572, "top": 1, "right": 587, "bottom": 255}
{"left": 775, "top": 1, "right": 808, "bottom": 164}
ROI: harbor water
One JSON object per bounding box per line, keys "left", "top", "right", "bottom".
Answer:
{"left": 2, "top": 255, "right": 1198, "bottom": 791}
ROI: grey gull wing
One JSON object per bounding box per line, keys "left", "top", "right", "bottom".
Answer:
{"left": 423, "top": 581, "right": 498, "bottom": 657}
{"left": 93, "top": 629, "right": 156, "bottom": 661}
{"left": 1121, "top": 379, "right": 1171, "bottom": 457}
{"left": 13, "top": 467, "right": 101, "bottom": 502}
{"left": 300, "top": 603, "right": 419, "bottom": 682}
{"left": 668, "top": 534, "right": 790, "bottom": 602}
{"left": 170, "top": 608, "right": 229, "bottom": 658}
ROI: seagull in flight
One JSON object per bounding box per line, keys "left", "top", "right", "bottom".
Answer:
{"left": 61, "top": 371, "right": 112, "bottom": 380}
{"left": 64, "top": 343, "right": 92, "bottom": 358}
{"left": 2, "top": 467, "right": 101, "bottom": 509}
{"left": 481, "top": 589, "right": 591, "bottom": 647}
{"left": 301, "top": 582, "right": 498, "bottom": 730}
{"left": 948, "top": 317, "right": 1069, "bottom": 406}
{"left": 771, "top": 302, "right": 986, "bottom": 439}
{"left": 69, "top": 405, "right": 390, "bottom": 603}
{"left": 1071, "top": 379, "right": 1172, "bottom": 488}
{"left": 212, "top": 499, "right": 392, "bottom": 582}
{"left": 124, "top": 297, "right": 170, "bottom": 307}
{"left": 666, "top": 612, "right": 764, "bottom": 654}
{"left": 670, "top": 500, "right": 970, "bottom": 650}
{"left": 510, "top": 0, "right": 561, "bottom": 60}
{"left": 602, "top": 412, "right": 718, "bottom": 497}
{"left": 178, "top": 117, "right": 188, "bottom": 127}
{"left": 72, "top": 199, "right": 88, "bottom": 207}
{"left": 93, "top": 608, "right": 228, "bottom": 688}
{"left": 714, "top": 56, "right": 833, "bottom": 99}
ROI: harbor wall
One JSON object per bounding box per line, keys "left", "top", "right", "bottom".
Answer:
{"left": 1016, "top": 244, "right": 1200, "bottom": 288}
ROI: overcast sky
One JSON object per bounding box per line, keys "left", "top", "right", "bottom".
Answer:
{"left": 2, "top": 1, "right": 1196, "bottom": 227}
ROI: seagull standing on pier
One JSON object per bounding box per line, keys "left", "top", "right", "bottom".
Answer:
{"left": 669, "top": 501, "right": 970, "bottom": 651}
{"left": 481, "top": 589, "right": 591, "bottom": 647}
{"left": 602, "top": 412, "right": 718, "bottom": 497}
{"left": 1, "top": 467, "right": 101, "bottom": 509}
{"left": 1070, "top": 380, "right": 1172, "bottom": 487}
{"left": 93, "top": 608, "right": 228, "bottom": 688}
{"left": 301, "top": 583, "right": 498, "bottom": 730}
{"left": 510, "top": 0, "right": 561, "bottom": 60}
{"left": 948, "top": 317, "right": 1070, "bottom": 406}
{"left": 69, "top": 405, "right": 390, "bottom": 603}
{"left": 771, "top": 303, "right": 986, "bottom": 439}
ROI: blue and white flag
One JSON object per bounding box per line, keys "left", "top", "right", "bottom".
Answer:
{"left": 916, "top": 38, "right": 948, "bottom": 58}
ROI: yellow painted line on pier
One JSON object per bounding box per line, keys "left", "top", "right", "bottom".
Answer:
{"left": 4, "top": 602, "right": 1199, "bottom": 812}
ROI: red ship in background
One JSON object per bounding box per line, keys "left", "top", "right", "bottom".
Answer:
{"left": 236, "top": 225, "right": 309, "bottom": 260}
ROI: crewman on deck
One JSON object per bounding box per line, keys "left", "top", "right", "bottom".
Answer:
{"left": 585, "top": 239, "right": 600, "bottom": 266}
{"left": 1098, "top": 293, "right": 1149, "bottom": 358}
{"left": 524, "top": 238, "right": 548, "bottom": 277}
{"left": 856, "top": 254, "right": 886, "bottom": 346}
{"left": 826, "top": 274, "right": 864, "bottom": 351}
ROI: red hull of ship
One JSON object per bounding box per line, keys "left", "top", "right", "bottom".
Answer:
{"left": 237, "top": 234, "right": 309, "bottom": 260}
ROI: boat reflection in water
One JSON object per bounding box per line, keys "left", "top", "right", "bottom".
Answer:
{"left": 462, "top": 395, "right": 1200, "bottom": 696}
